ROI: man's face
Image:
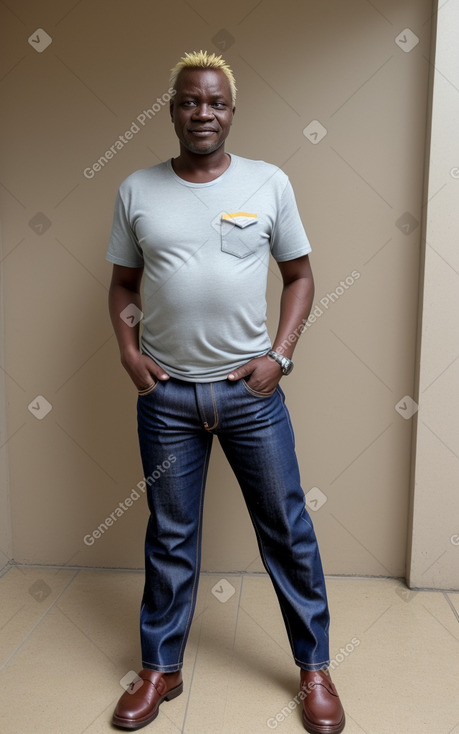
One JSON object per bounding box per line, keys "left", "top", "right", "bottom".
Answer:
{"left": 170, "top": 68, "right": 235, "bottom": 156}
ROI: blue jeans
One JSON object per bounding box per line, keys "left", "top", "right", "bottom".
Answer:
{"left": 137, "top": 376, "right": 330, "bottom": 672}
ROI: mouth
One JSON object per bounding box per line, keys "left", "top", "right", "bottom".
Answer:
{"left": 189, "top": 129, "right": 217, "bottom": 136}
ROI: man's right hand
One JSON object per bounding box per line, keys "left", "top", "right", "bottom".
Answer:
{"left": 121, "top": 349, "right": 170, "bottom": 391}
{"left": 108, "top": 264, "right": 170, "bottom": 391}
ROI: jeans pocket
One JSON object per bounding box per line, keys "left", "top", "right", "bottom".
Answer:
{"left": 241, "top": 378, "right": 277, "bottom": 398}
{"left": 137, "top": 380, "right": 159, "bottom": 396}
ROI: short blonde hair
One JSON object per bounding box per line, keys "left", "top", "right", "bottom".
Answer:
{"left": 170, "top": 50, "right": 237, "bottom": 106}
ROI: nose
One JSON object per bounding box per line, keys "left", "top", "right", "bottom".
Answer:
{"left": 192, "top": 103, "right": 214, "bottom": 120}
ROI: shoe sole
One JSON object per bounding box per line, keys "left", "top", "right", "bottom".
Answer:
{"left": 302, "top": 709, "right": 346, "bottom": 734}
{"left": 112, "top": 681, "right": 183, "bottom": 730}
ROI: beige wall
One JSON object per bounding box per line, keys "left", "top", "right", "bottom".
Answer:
{"left": 0, "top": 0, "right": 445, "bottom": 580}
{"left": 407, "top": 1, "right": 459, "bottom": 591}
{"left": 0, "top": 261, "right": 12, "bottom": 572}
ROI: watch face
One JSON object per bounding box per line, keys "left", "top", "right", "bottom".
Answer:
{"left": 282, "top": 359, "right": 294, "bottom": 375}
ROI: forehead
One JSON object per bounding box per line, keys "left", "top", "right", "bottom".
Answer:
{"left": 175, "top": 68, "right": 232, "bottom": 98}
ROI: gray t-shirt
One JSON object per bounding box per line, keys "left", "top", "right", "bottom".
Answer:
{"left": 106, "top": 154, "right": 311, "bottom": 382}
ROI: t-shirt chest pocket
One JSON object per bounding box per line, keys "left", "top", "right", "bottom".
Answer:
{"left": 220, "top": 212, "right": 260, "bottom": 259}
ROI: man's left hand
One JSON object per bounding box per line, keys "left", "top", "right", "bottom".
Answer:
{"left": 227, "top": 355, "right": 282, "bottom": 394}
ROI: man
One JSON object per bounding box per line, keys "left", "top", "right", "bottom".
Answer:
{"left": 107, "top": 51, "right": 345, "bottom": 733}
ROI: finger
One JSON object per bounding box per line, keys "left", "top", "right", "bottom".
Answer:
{"left": 152, "top": 370, "right": 170, "bottom": 381}
{"left": 228, "top": 362, "right": 254, "bottom": 381}
{"left": 143, "top": 357, "right": 169, "bottom": 381}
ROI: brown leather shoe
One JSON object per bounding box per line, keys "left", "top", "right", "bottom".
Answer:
{"left": 112, "top": 669, "right": 183, "bottom": 730}
{"left": 300, "top": 669, "right": 345, "bottom": 733}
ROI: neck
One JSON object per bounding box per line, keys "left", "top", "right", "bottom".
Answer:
{"left": 171, "top": 147, "right": 231, "bottom": 183}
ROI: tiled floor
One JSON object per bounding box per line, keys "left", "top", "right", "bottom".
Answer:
{"left": 0, "top": 566, "right": 458, "bottom": 734}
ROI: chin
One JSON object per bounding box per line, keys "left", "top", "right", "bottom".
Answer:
{"left": 185, "top": 142, "right": 224, "bottom": 156}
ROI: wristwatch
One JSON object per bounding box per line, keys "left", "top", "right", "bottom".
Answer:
{"left": 267, "top": 350, "right": 294, "bottom": 375}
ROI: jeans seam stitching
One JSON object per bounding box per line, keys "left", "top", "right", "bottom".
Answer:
{"left": 207, "top": 383, "right": 219, "bottom": 429}
{"left": 241, "top": 499, "right": 299, "bottom": 657}
{"left": 177, "top": 439, "right": 211, "bottom": 662}
{"left": 138, "top": 380, "right": 159, "bottom": 396}
{"left": 241, "top": 378, "right": 276, "bottom": 398}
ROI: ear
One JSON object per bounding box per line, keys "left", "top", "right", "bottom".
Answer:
{"left": 170, "top": 99, "right": 175, "bottom": 122}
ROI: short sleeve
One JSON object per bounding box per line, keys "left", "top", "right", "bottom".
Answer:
{"left": 270, "top": 179, "right": 312, "bottom": 262}
{"left": 105, "top": 188, "right": 144, "bottom": 268}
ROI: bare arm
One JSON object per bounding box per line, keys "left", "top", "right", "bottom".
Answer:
{"left": 271, "top": 254, "right": 315, "bottom": 359}
{"left": 108, "top": 264, "right": 169, "bottom": 390}
{"left": 227, "top": 254, "right": 314, "bottom": 393}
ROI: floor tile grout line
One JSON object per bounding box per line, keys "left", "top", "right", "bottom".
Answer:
{"left": 237, "top": 603, "right": 293, "bottom": 660}
{"left": 54, "top": 601, "right": 118, "bottom": 667}
{"left": 329, "top": 513, "right": 394, "bottom": 576}
{"left": 362, "top": 604, "right": 393, "bottom": 634}
{"left": 0, "top": 603, "right": 26, "bottom": 632}
{"left": 346, "top": 711, "right": 371, "bottom": 734}
{"left": 217, "top": 574, "right": 245, "bottom": 730}
{"left": 0, "top": 569, "right": 80, "bottom": 671}
{"left": 178, "top": 575, "right": 244, "bottom": 732}
{"left": 180, "top": 595, "right": 210, "bottom": 733}
{"left": 421, "top": 602, "right": 459, "bottom": 644}
{"left": 0, "top": 561, "right": 15, "bottom": 578}
{"left": 2, "top": 562, "right": 459, "bottom": 593}
{"left": 78, "top": 697, "right": 120, "bottom": 734}
{"left": 180, "top": 640, "right": 201, "bottom": 731}
{"left": 443, "top": 592, "right": 459, "bottom": 623}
